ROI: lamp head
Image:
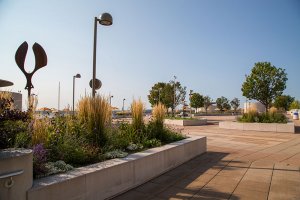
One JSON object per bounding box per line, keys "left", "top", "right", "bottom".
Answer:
{"left": 75, "top": 74, "right": 81, "bottom": 78}
{"left": 99, "top": 13, "right": 113, "bottom": 26}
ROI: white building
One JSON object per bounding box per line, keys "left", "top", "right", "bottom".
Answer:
{"left": 244, "top": 101, "right": 265, "bottom": 113}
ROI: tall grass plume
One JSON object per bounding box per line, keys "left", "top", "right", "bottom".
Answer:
{"left": 77, "top": 95, "right": 111, "bottom": 146}
{"left": 131, "top": 98, "right": 144, "bottom": 131}
{"left": 152, "top": 103, "right": 166, "bottom": 126}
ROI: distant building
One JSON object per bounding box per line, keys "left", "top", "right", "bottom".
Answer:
{"left": 244, "top": 101, "right": 265, "bottom": 113}
{"left": 0, "top": 91, "right": 22, "bottom": 110}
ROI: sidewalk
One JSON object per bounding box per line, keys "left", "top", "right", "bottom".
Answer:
{"left": 111, "top": 124, "right": 300, "bottom": 200}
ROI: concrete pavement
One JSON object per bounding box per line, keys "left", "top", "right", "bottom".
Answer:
{"left": 112, "top": 122, "right": 300, "bottom": 200}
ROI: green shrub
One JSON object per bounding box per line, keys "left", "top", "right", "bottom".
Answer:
{"left": 0, "top": 120, "right": 29, "bottom": 149}
{"left": 15, "top": 132, "right": 31, "bottom": 148}
{"left": 238, "top": 111, "right": 288, "bottom": 123}
{"left": 45, "top": 160, "right": 73, "bottom": 176}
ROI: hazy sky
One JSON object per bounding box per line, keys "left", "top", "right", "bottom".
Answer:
{"left": 1, "top": 0, "right": 299, "bottom": 110}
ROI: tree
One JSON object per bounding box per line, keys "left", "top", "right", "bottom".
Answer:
{"left": 203, "top": 96, "right": 212, "bottom": 114}
{"left": 169, "top": 79, "right": 186, "bottom": 116}
{"left": 148, "top": 80, "right": 186, "bottom": 116}
{"left": 289, "top": 100, "right": 300, "bottom": 110}
{"left": 216, "top": 96, "right": 231, "bottom": 112}
{"left": 148, "top": 82, "right": 167, "bottom": 106}
{"left": 190, "top": 93, "right": 204, "bottom": 113}
{"left": 242, "top": 62, "right": 287, "bottom": 112}
{"left": 273, "top": 95, "right": 294, "bottom": 111}
{"left": 230, "top": 98, "right": 240, "bottom": 113}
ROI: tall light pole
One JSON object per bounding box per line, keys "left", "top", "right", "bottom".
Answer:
{"left": 189, "top": 89, "right": 193, "bottom": 116}
{"left": 73, "top": 74, "right": 81, "bottom": 115}
{"left": 173, "top": 76, "right": 177, "bottom": 116}
{"left": 110, "top": 95, "right": 114, "bottom": 106}
{"left": 122, "top": 98, "right": 126, "bottom": 112}
{"left": 92, "top": 13, "right": 113, "bottom": 97}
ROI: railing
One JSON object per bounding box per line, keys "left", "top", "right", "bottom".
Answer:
{"left": 0, "top": 170, "right": 24, "bottom": 188}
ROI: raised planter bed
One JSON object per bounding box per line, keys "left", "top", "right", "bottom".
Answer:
{"left": 219, "top": 121, "right": 295, "bottom": 133}
{"left": 164, "top": 118, "right": 207, "bottom": 126}
{"left": 27, "top": 135, "right": 206, "bottom": 200}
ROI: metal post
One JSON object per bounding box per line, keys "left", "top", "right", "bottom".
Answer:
{"left": 58, "top": 82, "right": 60, "bottom": 111}
{"left": 92, "top": 17, "right": 98, "bottom": 98}
{"left": 189, "top": 90, "right": 193, "bottom": 116}
{"left": 72, "top": 76, "right": 75, "bottom": 115}
{"left": 110, "top": 95, "right": 113, "bottom": 106}
{"left": 173, "top": 76, "right": 176, "bottom": 116}
{"left": 122, "top": 98, "right": 125, "bottom": 112}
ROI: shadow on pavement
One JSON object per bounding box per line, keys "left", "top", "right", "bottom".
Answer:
{"left": 112, "top": 151, "right": 241, "bottom": 200}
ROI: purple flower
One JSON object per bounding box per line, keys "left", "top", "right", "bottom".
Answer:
{"left": 33, "top": 143, "right": 47, "bottom": 163}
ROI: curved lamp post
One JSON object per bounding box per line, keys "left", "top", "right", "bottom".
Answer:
{"left": 92, "top": 13, "right": 113, "bottom": 97}
{"left": 122, "top": 98, "right": 126, "bottom": 112}
{"left": 73, "top": 73, "right": 81, "bottom": 115}
{"left": 109, "top": 95, "right": 114, "bottom": 106}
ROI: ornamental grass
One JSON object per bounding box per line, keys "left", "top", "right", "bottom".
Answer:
{"left": 77, "top": 95, "right": 111, "bottom": 146}
{"left": 131, "top": 98, "right": 144, "bottom": 131}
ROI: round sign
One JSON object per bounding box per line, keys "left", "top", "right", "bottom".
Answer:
{"left": 89, "top": 79, "right": 102, "bottom": 90}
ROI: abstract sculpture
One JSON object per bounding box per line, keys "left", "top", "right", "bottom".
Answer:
{"left": 15, "top": 41, "right": 47, "bottom": 98}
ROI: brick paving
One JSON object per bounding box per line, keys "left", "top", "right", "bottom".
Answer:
{"left": 111, "top": 120, "right": 300, "bottom": 200}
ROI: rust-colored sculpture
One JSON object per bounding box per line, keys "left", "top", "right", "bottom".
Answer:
{"left": 15, "top": 41, "right": 47, "bottom": 98}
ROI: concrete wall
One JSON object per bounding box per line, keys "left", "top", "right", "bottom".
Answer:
{"left": 27, "top": 135, "right": 206, "bottom": 200}
{"left": 164, "top": 119, "right": 207, "bottom": 126}
{"left": 219, "top": 121, "right": 295, "bottom": 133}
{"left": 0, "top": 149, "right": 32, "bottom": 200}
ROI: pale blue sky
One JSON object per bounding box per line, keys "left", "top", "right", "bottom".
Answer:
{"left": 0, "top": 0, "right": 299, "bottom": 110}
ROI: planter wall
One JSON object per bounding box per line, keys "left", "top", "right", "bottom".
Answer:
{"left": 219, "top": 121, "right": 295, "bottom": 133}
{"left": 0, "top": 149, "right": 33, "bottom": 200}
{"left": 164, "top": 118, "right": 207, "bottom": 126}
{"left": 27, "top": 135, "right": 206, "bottom": 200}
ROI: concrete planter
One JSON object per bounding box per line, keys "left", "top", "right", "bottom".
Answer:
{"left": 164, "top": 118, "right": 207, "bottom": 126}
{"left": 0, "top": 149, "right": 33, "bottom": 200}
{"left": 27, "top": 135, "right": 206, "bottom": 200}
{"left": 219, "top": 121, "right": 295, "bottom": 133}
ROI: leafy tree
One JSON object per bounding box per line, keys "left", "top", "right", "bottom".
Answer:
{"left": 203, "top": 96, "right": 212, "bottom": 114}
{"left": 190, "top": 93, "right": 204, "bottom": 113}
{"left": 289, "top": 100, "right": 300, "bottom": 110}
{"left": 230, "top": 98, "right": 240, "bottom": 113}
{"left": 169, "top": 79, "right": 186, "bottom": 116}
{"left": 148, "top": 82, "right": 167, "bottom": 106}
{"left": 148, "top": 80, "right": 186, "bottom": 116}
{"left": 216, "top": 96, "right": 231, "bottom": 112}
{"left": 242, "top": 62, "right": 287, "bottom": 112}
{"left": 273, "top": 95, "right": 294, "bottom": 111}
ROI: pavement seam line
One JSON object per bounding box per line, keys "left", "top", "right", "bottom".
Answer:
{"left": 267, "top": 163, "right": 275, "bottom": 200}
{"left": 227, "top": 161, "right": 252, "bottom": 200}
{"left": 189, "top": 159, "right": 233, "bottom": 199}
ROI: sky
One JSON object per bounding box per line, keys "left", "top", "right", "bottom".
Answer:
{"left": 0, "top": 0, "right": 299, "bottom": 110}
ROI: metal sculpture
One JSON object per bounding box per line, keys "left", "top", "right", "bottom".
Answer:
{"left": 15, "top": 41, "right": 47, "bottom": 98}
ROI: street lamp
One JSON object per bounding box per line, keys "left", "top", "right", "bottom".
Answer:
{"left": 122, "top": 98, "right": 126, "bottom": 112}
{"left": 110, "top": 95, "right": 114, "bottom": 106}
{"left": 173, "top": 76, "right": 177, "bottom": 116}
{"left": 189, "top": 90, "right": 193, "bottom": 115}
{"left": 73, "top": 74, "right": 81, "bottom": 115}
{"left": 92, "top": 13, "right": 113, "bottom": 97}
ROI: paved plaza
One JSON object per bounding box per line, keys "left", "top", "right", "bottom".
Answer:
{"left": 112, "top": 120, "right": 300, "bottom": 200}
